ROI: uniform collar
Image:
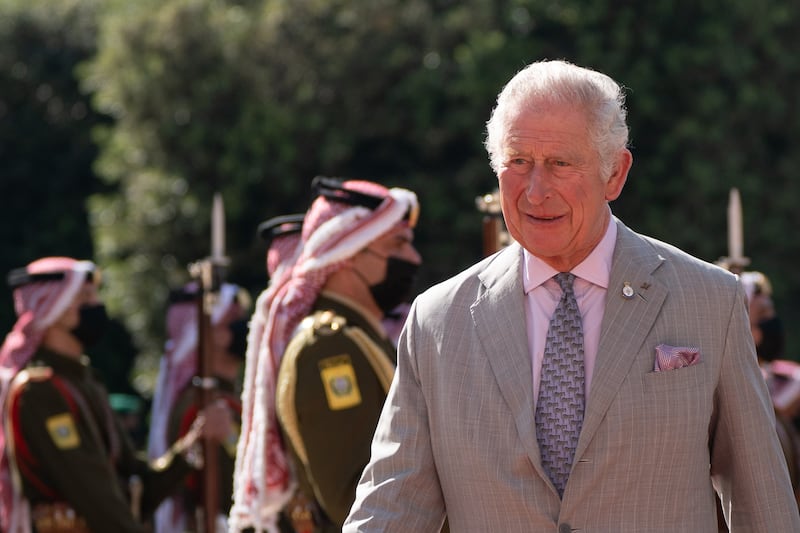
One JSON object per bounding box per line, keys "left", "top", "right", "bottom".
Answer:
{"left": 32, "top": 347, "right": 93, "bottom": 380}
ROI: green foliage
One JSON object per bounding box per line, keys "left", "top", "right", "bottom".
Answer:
{"left": 0, "top": 0, "right": 103, "bottom": 276}
{"left": 5, "top": 0, "right": 800, "bottom": 395}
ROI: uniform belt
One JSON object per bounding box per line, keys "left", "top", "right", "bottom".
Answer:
{"left": 31, "top": 502, "right": 90, "bottom": 533}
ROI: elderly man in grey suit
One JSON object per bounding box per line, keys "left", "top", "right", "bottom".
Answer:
{"left": 343, "top": 60, "right": 800, "bottom": 532}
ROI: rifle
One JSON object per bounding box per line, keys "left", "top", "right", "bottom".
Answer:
{"left": 475, "top": 190, "right": 512, "bottom": 257}
{"left": 188, "top": 192, "right": 229, "bottom": 533}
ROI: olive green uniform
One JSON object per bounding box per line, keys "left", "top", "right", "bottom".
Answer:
{"left": 6, "top": 348, "right": 193, "bottom": 533}
{"left": 276, "top": 293, "right": 396, "bottom": 532}
{"left": 167, "top": 376, "right": 241, "bottom": 527}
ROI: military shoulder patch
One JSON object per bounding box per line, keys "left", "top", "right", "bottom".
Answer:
{"left": 319, "top": 355, "right": 361, "bottom": 410}
{"left": 45, "top": 413, "right": 80, "bottom": 449}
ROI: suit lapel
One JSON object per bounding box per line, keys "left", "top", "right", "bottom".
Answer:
{"left": 575, "top": 220, "right": 668, "bottom": 458}
{"left": 471, "top": 244, "right": 547, "bottom": 477}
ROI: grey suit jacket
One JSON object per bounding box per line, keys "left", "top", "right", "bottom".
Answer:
{"left": 344, "top": 219, "right": 800, "bottom": 532}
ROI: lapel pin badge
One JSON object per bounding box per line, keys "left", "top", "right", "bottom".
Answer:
{"left": 622, "top": 282, "right": 635, "bottom": 299}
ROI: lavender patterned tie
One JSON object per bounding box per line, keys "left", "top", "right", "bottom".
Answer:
{"left": 534, "top": 272, "right": 585, "bottom": 497}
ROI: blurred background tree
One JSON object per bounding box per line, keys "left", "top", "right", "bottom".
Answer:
{"left": 3, "top": 0, "right": 800, "bottom": 397}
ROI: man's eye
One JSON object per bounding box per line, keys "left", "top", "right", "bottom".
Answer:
{"left": 552, "top": 160, "right": 569, "bottom": 167}
{"left": 506, "top": 158, "right": 530, "bottom": 168}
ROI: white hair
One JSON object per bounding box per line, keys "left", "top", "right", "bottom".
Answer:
{"left": 485, "top": 59, "right": 630, "bottom": 179}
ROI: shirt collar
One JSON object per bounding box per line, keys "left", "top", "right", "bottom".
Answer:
{"left": 522, "top": 215, "right": 618, "bottom": 293}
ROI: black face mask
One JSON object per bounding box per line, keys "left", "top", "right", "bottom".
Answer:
{"left": 70, "top": 304, "right": 109, "bottom": 348}
{"left": 227, "top": 319, "right": 249, "bottom": 359}
{"left": 369, "top": 256, "right": 420, "bottom": 315}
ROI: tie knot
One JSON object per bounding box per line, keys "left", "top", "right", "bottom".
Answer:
{"left": 554, "top": 272, "right": 575, "bottom": 293}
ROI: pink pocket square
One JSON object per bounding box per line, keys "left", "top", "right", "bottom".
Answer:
{"left": 654, "top": 343, "right": 701, "bottom": 372}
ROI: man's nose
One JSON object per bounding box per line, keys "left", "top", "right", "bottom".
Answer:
{"left": 525, "top": 164, "right": 553, "bottom": 203}
{"left": 406, "top": 245, "right": 422, "bottom": 265}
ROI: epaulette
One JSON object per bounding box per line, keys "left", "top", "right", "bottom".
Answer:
{"left": 11, "top": 366, "right": 54, "bottom": 388}
{"left": 5, "top": 367, "right": 55, "bottom": 427}
{"left": 301, "top": 310, "right": 348, "bottom": 337}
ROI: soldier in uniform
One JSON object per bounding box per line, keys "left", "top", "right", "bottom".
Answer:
{"left": 230, "top": 178, "right": 421, "bottom": 533}
{"left": 0, "top": 256, "right": 232, "bottom": 533}
{"left": 148, "top": 282, "right": 250, "bottom": 532}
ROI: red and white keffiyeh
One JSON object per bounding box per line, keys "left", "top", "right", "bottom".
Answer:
{"left": 229, "top": 181, "right": 417, "bottom": 532}
{"left": 0, "top": 257, "right": 95, "bottom": 533}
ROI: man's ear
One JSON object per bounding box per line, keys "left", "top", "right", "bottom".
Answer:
{"left": 605, "top": 148, "right": 632, "bottom": 201}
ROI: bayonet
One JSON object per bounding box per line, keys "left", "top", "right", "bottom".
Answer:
{"left": 720, "top": 188, "right": 750, "bottom": 273}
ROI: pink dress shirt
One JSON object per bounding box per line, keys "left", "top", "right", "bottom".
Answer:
{"left": 523, "top": 217, "right": 617, "bottom": 403}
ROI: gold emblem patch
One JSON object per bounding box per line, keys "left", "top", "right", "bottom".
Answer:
{"left": 45, "top": 413, "right": 80, "bottom": 449}
{"left": 319, "top": 355, "right": 361, "bottom": 410}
